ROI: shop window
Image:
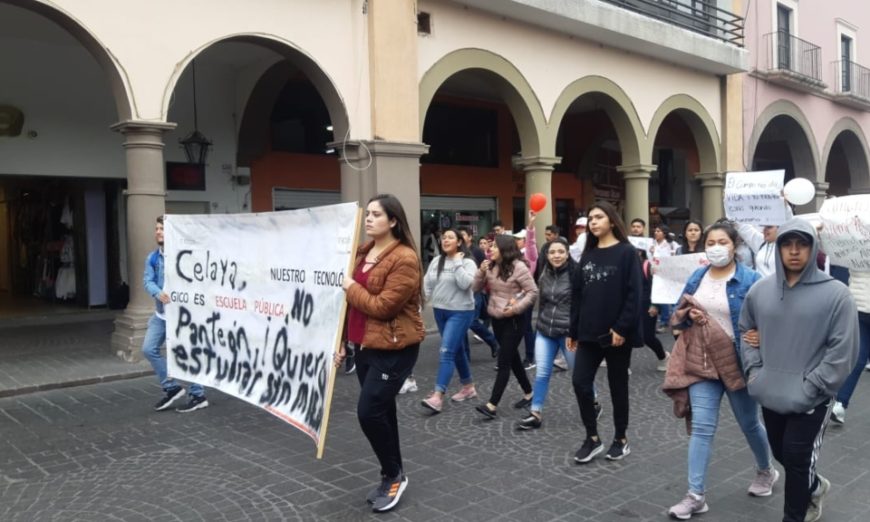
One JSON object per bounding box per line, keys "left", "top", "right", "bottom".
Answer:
{"left": 270, "top": 79, "right": 333, "bottom": 154}
{"left": 422, "top": 103, "right": 499, "bottom": 167}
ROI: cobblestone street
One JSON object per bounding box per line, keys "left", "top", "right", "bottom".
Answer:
{"left": 1, "top": 327, "right": 868, "bottom": 521}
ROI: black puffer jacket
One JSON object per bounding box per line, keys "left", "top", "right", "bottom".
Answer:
{"left": 536, "top": 260, "right": 575, "bottom": 338}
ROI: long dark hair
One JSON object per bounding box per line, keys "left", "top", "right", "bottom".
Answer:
{"left": 492, "top": 234, "right": 522, "bottom": 281}
{"left": 681, "top": 219, "right": 704, "bottom": 253}
{"left": 582, "top": 201, "right": 629, "bottom": 255}
{"left": 367, "top": 194, "right": 424, "bottom": 291}
{"left": 543, "top": 237, "right": 576, "bottom": 274}
{"left": 437, "top": 228, "right": 470, "bottom": 278}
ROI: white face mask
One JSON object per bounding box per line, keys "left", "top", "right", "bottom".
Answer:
{"left": 706, "top": 245, "right": 732, "bottom": 268}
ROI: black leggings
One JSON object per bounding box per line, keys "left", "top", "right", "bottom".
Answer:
{"left": 356, "top": 344, "right": 419, "bottom": 478}
{"left": 642, "top": 313, "right": 667, "bottom": 360}
{"left": 572, "top": 342, "right": 632, "bottom": 440}
{"left": 489, "top": 315, "right": 532, "bottom": 406}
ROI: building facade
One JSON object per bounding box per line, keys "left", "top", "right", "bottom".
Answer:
{"left": 5, "top": 0, "right": 864, "bottom": 360}
{"left": 743, "top": 0, "right": 870, "bottom": 212}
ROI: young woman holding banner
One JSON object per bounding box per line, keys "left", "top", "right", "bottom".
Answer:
{"left": 336, "top": 194, "right": 425, "bottom": 513}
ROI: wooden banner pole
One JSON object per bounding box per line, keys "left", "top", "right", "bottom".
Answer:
{"left": 316, "top": 206, "right": 364, "bottom": 459}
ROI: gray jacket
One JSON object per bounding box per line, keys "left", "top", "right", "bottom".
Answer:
{"left": 739, "top": 218, "right": 859, "bottom": 415}
{"left": 536, "top": 262, "right": 574, "bottom": 338}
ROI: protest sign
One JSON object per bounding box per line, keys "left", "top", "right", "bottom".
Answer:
{"left": 628, "top": 237, "right": 654, "bottom": 259}
{"left": 724, "top": 170, "right": 787, "bottom": 225}
{"left": 164, "top": 203, "right": 361, "bottom": 456}
{"left": 819, "top": 195, "right": 870, "bottom": 271}
{"left": 651, "top": 253, "right": 711, "bottom": 304}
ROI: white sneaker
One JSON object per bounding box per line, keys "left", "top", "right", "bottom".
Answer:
{"left": 830, "top": 401, "right": 845, "bottom": 425}
{"left": 668, "top": 492, "right": 708, "bottom": 520}
{"left": 472, "top": 334, "right": 484, "bottom": 344}
{"left": 865, "top": 362, "right": 870, "bottom": 372}
{"left": 398, "top": 377, "right": 418, "bottom": 394}
{"left": 553, "top": 356, "right": 569, "bottom": 371}
{"left": 657, "top": 352, "right": 670, "bottom": 372}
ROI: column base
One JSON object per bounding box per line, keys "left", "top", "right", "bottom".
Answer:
{"left": 111, "top": 307, "right": 153, "bottom": 362}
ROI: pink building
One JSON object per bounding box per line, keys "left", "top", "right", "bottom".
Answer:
{"left": 745, "top": 0, "right": 870, "bottom": 207}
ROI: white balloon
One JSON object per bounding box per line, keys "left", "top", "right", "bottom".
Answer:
{"left": 783, "top": 178, "right": 816, "bottom": 205}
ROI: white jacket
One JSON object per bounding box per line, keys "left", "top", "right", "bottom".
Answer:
{"left": 850, "top": 271, "right": 870, "bottom": 314}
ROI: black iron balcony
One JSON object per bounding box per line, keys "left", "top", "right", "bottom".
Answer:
{"left": 760, "top": 31, "right": 825, "bottom": 92}
{"left": 832, "top": 60, "right": 870, "bottom": 110}
{"left": 598, "top": 0, "right": 744, "bottom": 46}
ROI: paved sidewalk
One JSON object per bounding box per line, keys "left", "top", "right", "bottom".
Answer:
{"left": 1, "top": 330, "right": 868, "bottom": 521}
{"left": 0, "top": 319, "right": 151, "bottom": 398}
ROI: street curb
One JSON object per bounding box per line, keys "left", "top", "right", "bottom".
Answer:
{"left": 0, "top": 370, "right": 153, "bottom": 399}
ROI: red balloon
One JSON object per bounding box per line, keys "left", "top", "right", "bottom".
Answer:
{"left": 529, "top": 193, "right": 547, "bottom": 212}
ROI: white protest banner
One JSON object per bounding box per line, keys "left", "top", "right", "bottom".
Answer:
{"left": 164, "top": 203, "right": 360, "bottom": 455}
{"left": 724, "top": 170, "right": 787, "bottom": 225}
{"left": 628, "top": 237, "right": 655, "bottom": 259}
{"left": 819, "top": 195, "right": 870, "bottom": 271}
{"left": 651, "top": 253, "right": 711, "bottom": 304}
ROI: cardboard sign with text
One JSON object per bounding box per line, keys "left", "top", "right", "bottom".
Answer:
{"left": 651, "top": 253, "right": 711, "bottom": 304}
{"left": 164, "top": 203, "right": 358, "bottom": 448}
{"left": 819, "top": 195, "right": 870, "bottom": 271}
{"left": 724, "top": 170, "right": 787, "bottom": 225}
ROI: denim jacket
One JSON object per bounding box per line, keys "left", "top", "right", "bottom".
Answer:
{"left": 678, "top": 262, "right": 761, "bottom": 344}
{"left": 143, "top": 248, "right": 165, "bottom": 314}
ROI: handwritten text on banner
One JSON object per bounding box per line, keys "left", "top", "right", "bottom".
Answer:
{"left": 164, "top": 203, "right": 357, "bottom": 443}
{"left": 819, "top": 195, "right": 870, "bottom": 271}
{"left": 651, "top": 253, "right": 711, "bottom": 305}
{"left": 724, "top": 170, "right": 787, "bottom": 225}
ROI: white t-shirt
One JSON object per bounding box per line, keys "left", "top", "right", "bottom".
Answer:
{"left": 693, "top": 269, "right": 735, "bottom": 340}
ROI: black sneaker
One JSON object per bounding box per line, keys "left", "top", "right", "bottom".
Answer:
{"left": 474, "top": 403, "right": 497, "bottom": 420}
{"left": 523, "top": 359, "right": 536, "bottom": 371}
{"left": 605, "top": 438, "right": 630, "bottom": 460}
{"left": 154, "top": 386, "right": 185, "bottom": 411}
{"left": 176, "top": 395, "right": 209, "bottom": 413}
{"left": 345, "top": 356, "right": 356, "bottom": 375}
{"left": 513, "top": 395, "right": 532, "bottom": 409}
{"left": 371, "top": 474, "right": 408, "bottom": 513}
{"left": 574, "top": 437, "right": 603, "bottom": 463}
{"left": 594, "top": 401, "right": 603, "bottom": 420}
{"left": 516, "top": 414, "right": 542, "bottom": 430}
{"left": 490, "top": 344, "right": 500, "bottom": 358}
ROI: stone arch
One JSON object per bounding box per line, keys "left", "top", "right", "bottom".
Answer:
{"left": 747, "top": 100, "right": 820, "bottom": 182}
{"left": 547, "top": 76, "right": 644, "bottom": 166}
{"left": 821, "top": 117, "right": 870, "bottom": 194}
{"left": 646, "top": 94, "right": 721, "bottom": 174}
{"left": 419, "top": 48, "right": 546, "bottom": 157}
{"left": 2, "top": 0, "right": 134, "bottom": 120}
{"left": 161, "top": 33, "right": 349, "bottom": 140}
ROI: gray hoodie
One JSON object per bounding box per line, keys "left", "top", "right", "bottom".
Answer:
{"left": 739, "top": 218, "right": 859, "bottom": 415}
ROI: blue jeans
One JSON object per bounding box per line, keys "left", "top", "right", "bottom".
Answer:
{"left": 531, "top": 332, "right": 575, "bottom": 413}
{"left": 433, "top": 308, "right": 475, "bottom": 393}
{"left": 469, "top": 292, "right": 498, "bottom": 349}
{"left": 142, "top": 314, "right": 204, "bottom": 397}
{"left": 687, "top": 379, "right": 771, "bottom": 494}
{"left": 836, "top": 312, "right": 870, "bottom": 408}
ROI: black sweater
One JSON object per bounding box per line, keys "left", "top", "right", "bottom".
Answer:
{"left": 568, "top": 242, "right": 643, "bottom": 346}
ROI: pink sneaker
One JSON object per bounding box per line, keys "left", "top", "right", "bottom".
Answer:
{"left": 421, "top": 394, "right": 442, "bottom": 413}
{"left": 450, "top": 386, "right": 477, "bottom": 402}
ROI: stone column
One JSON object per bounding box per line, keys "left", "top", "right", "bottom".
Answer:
{"left": 813, "top": 181, "right": 830, "bottom": 211}
{"left": 110, "top": 120, "right": 176, "bottom": 362}
{"left": 516, "top": 156, "right": 560, "bottom": 247}
{"left": 617, "top": 164, "right": 656, "bottom": 234}
{"left": 697, "top": 172, "right": 726, "bottom": 225}
{"left": 333, "top": 140, "right": 429, "bottom": 248}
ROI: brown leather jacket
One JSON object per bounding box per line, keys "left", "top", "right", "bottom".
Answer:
{"left": 346, "top": 241, "right": 425, "bottom": 350}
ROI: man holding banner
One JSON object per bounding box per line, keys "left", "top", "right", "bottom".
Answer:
{"left": 142, "top": 216, "right": 208, "bottom": 413}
